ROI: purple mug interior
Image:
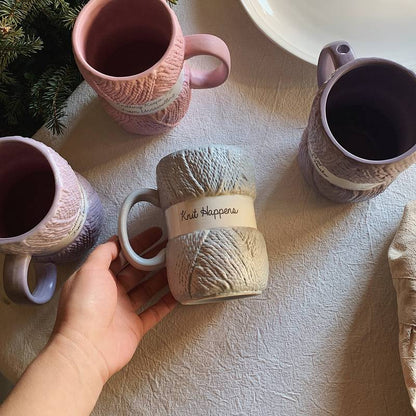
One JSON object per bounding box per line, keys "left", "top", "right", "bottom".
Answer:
{"left": 78, "top": 0, "right": 174, "bottom": 78}
{"left": 0, "top": 141, "right": 55, "bottom": 239}
{"left": 323, "top": 61, "right": 416, "bottom": 162}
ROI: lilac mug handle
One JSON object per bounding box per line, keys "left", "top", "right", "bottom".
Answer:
{"left": 184, "top": 34, "right": 231, "bottom": 89}
{"left": 3, "top": 254, "right": 57, "bottom": 304}
{"left": 317, "top": 40, "right": 355, "bottom": 87}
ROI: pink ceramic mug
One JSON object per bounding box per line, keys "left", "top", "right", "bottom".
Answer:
{"left": 0, "top": 137, "right": 103, "bottom": 304}
{"left": 72, "top": 0, "right": 231, "bottom": 135}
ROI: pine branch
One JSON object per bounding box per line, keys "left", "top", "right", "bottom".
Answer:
{"left": 0, "top": 0, "right": 32, "bottom": 25}
{"left": 0, "top": 0, "right": 52, "bottom": 25}
{"left": 0, "top": 0, "right": 179, "bottom": 136}
{"left": 1, "top": 88, "right": 25, "bottom": 125}
{"left": 0, "top": 68, "right": 15, "bottom": 84}
{"left": 0, "top": 83, "right": 8, "bottom": 103}
{"left": 0, "top": 27, "right": 43, "bottom": 70}
{"left": 61, "top": 4, "right": 83, "bottom": 28}
{"left": 30, "top": 65, "right": 81, "bottom": 134}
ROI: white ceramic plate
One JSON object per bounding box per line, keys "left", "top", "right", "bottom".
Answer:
{"left": 240, "top": 0, "right": 416, "bottom": 70}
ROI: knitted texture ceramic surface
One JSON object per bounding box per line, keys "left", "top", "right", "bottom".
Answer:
{"left": 73, "top": 0, "right": 188, "bottom": 135}
{"left": 298, "top": 86, "right": 416, "bottom": 203}
{"left": 0, "top": 137, "right": 103, "bottom": 260}
{"left": 39, "top": 174, "right": 103, "bottom": 263}
{"left": 101, "top": 66, "right": 192, "bottom": 135}
{"left": 156, "top": 145, "right": 269, "bottom": 304}
{"left": 0, "top": 138, "right": 83, "bottom": 254}
{"left": 75, "top": 3, "right": 184, "bottom": 105}
{"left": 388, "top": 201, "right": 416, "bottom": 413}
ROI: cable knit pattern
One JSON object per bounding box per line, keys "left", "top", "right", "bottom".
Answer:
{"left": 0, "top": 138, "right": 81, "bottom": 254}
{"left": 156, "top": 146, "right": 257, "bottom": 208}
{"left": 155, "top": 146, "right": 268, "bottom": 304}
{"left": 388, "top": 201, "right": 416, "bottom": 413}
{"left": 39, "top": 174, "right": 103, "bottom": 263}
{"left": 102, "top": 66, "right": 192, "bottom": 135}
{"left": 73, "top": 0, "right": 189, "bottom": 134}
{"left": 0, "top": 137, "right": 103, "bottom": 259}
{"left": 80, "top": 32, "right": 185, "bottom": 106}
{"left": 298, "top": 84, "right": 416, "bottom": 203}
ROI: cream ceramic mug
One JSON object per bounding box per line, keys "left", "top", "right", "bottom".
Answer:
{"left": 118, "top": 146, "right": 269, "bottom": 305}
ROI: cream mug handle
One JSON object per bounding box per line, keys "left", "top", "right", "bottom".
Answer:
{"left": 118, "top": 189, "right": 166, "bottom": 271}
{"left": 3, "top": 254, "right": 57, "bottom": 304}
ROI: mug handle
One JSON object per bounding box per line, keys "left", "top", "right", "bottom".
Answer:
{"left": 118, "top": 188, "right": 166, "bottom": 271}
{"left": 184, "top": 34, "right": 231, "bottom": 89}
{"left": 3, "top": 254, "right": 57, "bottom": 304}
{"left": 317, "top": 40, "right": 355, "bottom": 87}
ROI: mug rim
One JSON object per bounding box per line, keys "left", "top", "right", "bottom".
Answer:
{"left": 156, "top": 144, "right": 243, "bottom": 167}
{"left": 0, "top": 136, "right": 60, "bottom": 244}
{"left": 320, "top": 57, "right": 416, "bottom": 165}
{"left": 72, "top": 0, "right": 178, "bottom": 81}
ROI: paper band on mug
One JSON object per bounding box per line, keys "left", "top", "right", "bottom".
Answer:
{"left": 107, "top": 70, "right": 185, "bottom": 116}
{"left": 165, "top": 195, "right": 258, "bottom": 240}
{"left": 308, "top": 144, "right": 385, "bottom": 191}
{"left": 45, "top": 184, "right": 88, "bottom": 254}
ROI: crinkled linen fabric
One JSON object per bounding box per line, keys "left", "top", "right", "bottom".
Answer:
{"left": 0, "top": 1, "right": 415, "bottom": 414}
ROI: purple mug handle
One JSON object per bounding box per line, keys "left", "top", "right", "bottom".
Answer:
{"left": 3, "top": 254, "right": 57, "bottom": 304}
{"left": 317, "top": 41, "right": 355, "bottom": 87}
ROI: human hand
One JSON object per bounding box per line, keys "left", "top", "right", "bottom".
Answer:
{"left": 0, "top": 228, "right": 176, "bottom": 416}
{"left": 51, "top": 227, "right": 176, "bottom": 383}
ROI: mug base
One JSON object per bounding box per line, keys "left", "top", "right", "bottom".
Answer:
{"left": 179, "top": 290, "right": 262, "bottom": 305}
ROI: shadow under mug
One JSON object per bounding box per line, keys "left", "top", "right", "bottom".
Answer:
{"left": 72, "top": 0, "right": 231, "bottom": 135}
{"left": 298, "top": 40, "right": 416, "bottom": 203}
{"left": 0, "top": 137, "right": 103, "bottom": 304}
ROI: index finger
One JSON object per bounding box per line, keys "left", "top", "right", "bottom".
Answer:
{"left": 138, "top": 292, "right": 177, "bottom": 335}
{"left": 127, "top": 227, "right": 164, "bottom": 256}
{"left": 110, "top": 227, "right": 163, "bottom": 275}
{"left": 82, "top": 236, "right": 120, "bottom": 271}
{"left": 117, "top": 239, "right": 167, "bottom": 292}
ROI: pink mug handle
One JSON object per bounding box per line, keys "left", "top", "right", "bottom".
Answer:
{"left": 184, "top": 34, "right": 231, "bottom": 89}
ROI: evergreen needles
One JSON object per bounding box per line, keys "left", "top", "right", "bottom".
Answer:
{"left": 0, "top": 0, "right": 85, "bottom": 136}
{"left": 0, "top": 0, "right": 177, "bottom": 137}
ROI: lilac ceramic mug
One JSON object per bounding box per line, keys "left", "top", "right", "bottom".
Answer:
{"left": 0, "top": 137, "right": 103, "bottom": 304}
{"left": 72, "top": 0, "right": 231, "bottom": 136}
{"left": 298, "top": 40, "right": 416, "bottom": 203}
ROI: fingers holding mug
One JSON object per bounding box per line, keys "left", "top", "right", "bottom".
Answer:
{"left": 117, "top": 236, "right": 168, "bottom": 292}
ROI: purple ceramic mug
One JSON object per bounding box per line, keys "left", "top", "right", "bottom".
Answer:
{"left": 298, "top": 40, "right": 416, "bottom": 203}
{"left": 0, "top": 136, "right": 103, "bottom": 304}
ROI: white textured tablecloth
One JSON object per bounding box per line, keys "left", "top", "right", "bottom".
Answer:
{"left": 0, "top": 1, "right": 414, "bottom": 414}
